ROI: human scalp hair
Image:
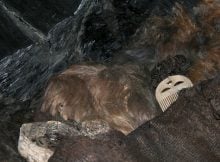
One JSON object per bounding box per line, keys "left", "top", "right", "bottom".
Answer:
{"left": 41, "top": 64, "right": 160, "bottom": 135}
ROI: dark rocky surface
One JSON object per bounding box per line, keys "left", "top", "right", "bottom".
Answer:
{"left": 0, "top": 8, "right": 32, "bottom": 60}
{"left": 0, "top": 95, "right": 32, "bottom": 161}
{"left": 0, "top": 0, "right": 219, "bottom": 161}
{"left": 0, "top": 0, "right": 81, "bottom": 60}
{"left": 4, "top": 0, "right": 82, "bottom": 34}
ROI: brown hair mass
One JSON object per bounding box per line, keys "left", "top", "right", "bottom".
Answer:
{"left": 41, "top": 64, "right": 160, "bottom": 135}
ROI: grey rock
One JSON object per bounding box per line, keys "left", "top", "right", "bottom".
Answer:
{"left": 18, "top": 121, "right": 80, "bottom": 162}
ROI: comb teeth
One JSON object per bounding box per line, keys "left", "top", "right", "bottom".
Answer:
{"left": 155, "top": 75, "right": 193, "bottom": 112}
{"left": 159, "top": 93, "right": 179, "bottom": 112}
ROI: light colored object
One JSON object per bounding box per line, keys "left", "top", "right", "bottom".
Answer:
{"left": 81, "top": 119, "right": 111, "bottom": 139}
{"left": 155, "top": 75, "right": 193, "bottom": 112}
{"left": 18, "top": 120, "right": 112, "bottom": 162}
{"left": 18, "top": 121, "right": 80, "bottom": 162}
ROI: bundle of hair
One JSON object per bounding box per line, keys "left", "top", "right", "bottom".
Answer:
{"left": 41, "top": 64, "right": 160, "bottom": 135}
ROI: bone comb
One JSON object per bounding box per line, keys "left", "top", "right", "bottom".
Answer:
{"left": 155, "top": 75, "right": 193, "bottom": 112}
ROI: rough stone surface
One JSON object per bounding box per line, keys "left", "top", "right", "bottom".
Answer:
{"left": 17, "top": 119, "right": 115, "bottom": 162}
{"left": 0, "top": 7, "right": 32, "bottom": 59}
{"left": 18, "top": 121, "right": 80, "bottom": 162}
{"left": 0, "top": 95, "right": 31, "bottom": 162}
{"left": 0, "top": 0, "right": 81, "bottom": 59}
{"left": 4, "top": 0, "right": 82, "bottom": 33}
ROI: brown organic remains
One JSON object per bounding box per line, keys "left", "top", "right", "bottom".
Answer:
{"left": 41, "top": 64, "right": 160, "bottom": 135}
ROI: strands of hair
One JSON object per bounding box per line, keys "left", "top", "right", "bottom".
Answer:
{"left": 130, "top": 0, "right": 219, "bottom": 63}
{"left": 133, "top": 0, "right": 220, "bottom": 86}
{"left": 185, "top": 0, "right": 220, "bottom": 83}
{"left": 41, "top": 64, "right": 160, "bottom": 135}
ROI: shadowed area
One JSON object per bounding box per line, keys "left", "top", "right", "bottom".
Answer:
{"left": 0, "top": 8, "right": 32, "bottom": 59}
{"left": 4, "top": 0, "right": 82, "bottom": 33}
